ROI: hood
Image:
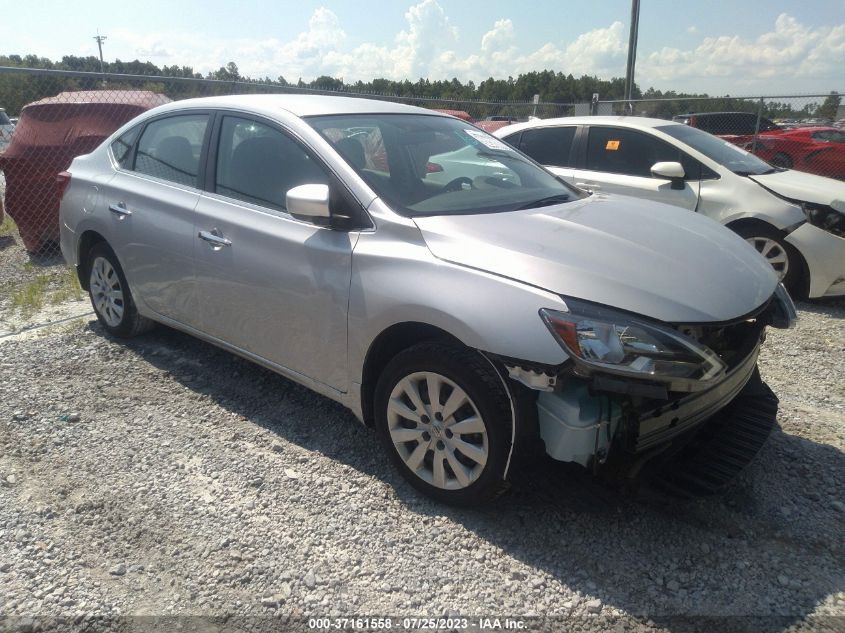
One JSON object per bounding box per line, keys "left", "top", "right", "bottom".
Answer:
{"left": 414, "top": 194, "right": 778, "bottom": 323}
{"left": 749, "top": 169, "right": 845, "bottom": 207}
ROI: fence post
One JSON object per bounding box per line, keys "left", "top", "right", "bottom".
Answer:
{"left": 752, "top": 97, "right": 764, "bottom": 153}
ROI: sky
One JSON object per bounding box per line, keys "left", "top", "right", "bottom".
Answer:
{"left": 2, "top": 0, "right": 844, "bottom": 96}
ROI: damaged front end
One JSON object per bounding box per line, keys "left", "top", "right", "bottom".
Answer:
{"left": 505, "top": 284, "right": 796, "bottom": 496}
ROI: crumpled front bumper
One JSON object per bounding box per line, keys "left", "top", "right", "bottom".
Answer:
{"left": 632, "top": 340, "right": 763, "bottom": 453}
{"left": 785, "top": 222, "right": 845, "bottom": 298}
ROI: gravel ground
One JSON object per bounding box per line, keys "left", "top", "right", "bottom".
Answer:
{"left": 0, "top": 275, "right": 843, "bottom": 632}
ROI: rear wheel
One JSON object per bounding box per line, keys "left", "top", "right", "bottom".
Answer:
{"left": 87, "top": 243, "right": 154, "bottom": 337}
{"left": 733, "top": 224, "right": 805, "bottom": 298}
{"left": 374, "top": 342, "right": 512, "bottom": 505}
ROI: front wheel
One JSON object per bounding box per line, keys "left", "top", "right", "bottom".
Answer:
{"left": 733, "top": 224, "right": 805, "bottom": 298}
{"left": 374, "top": 342, "right": 513, "bottom": 505}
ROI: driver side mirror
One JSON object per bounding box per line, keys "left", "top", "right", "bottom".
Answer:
{"left": 651, "top": 161, "right": 686, "bottom": 190}
{"left": 287, "top": 184, "right": 331, "bottom": 224}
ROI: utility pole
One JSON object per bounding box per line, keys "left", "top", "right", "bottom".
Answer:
{"left": 93, "top": 30, "right": 107, "bottom": 74}
{"left": 623, "top": 0, "right": 640, "bottom": 114}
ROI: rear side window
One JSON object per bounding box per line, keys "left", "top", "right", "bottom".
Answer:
{"left": 586, "top": 127, "right": 682, "bottom": 177}
{"left": 215, "top": 116, "right": 328, "bottom": 212}
{"left": 110, "top": 126, "right": 141, "bottom": 169}
{"left": 134, "top": 114, "right": 209, "bottom": 187}
{"left": 515, "top": 127, "right": 576, "bottom": 167}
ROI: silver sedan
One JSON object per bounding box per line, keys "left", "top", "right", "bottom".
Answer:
{"left": 59, "top": 95, "right": 793, "bottom": 505}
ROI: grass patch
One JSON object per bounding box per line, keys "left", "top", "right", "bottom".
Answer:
{"left": 10, "top": 267, "right": 83, "bottom": 316}
{"left": 0, "top": 214, "right": 17, "bottom": 237}
{"left": 11, "top": 274, "right": 51, "bottom": 314}
{"left": 50, "top": 268, "right": 83, "bottom": 304}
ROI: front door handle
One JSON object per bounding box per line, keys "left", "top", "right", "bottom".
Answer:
{"left": 198, "top": 230, "right": 232, "bottom": 247}
{"left": 109, "top": 202, "right": 132, "bottom": 217}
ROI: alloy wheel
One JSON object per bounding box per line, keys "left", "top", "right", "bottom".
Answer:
{"left": 746, "top": 236, "right": 789, "bottom": 281}
{"left": 386, "top": 371, "right": 489, "bottom": 490}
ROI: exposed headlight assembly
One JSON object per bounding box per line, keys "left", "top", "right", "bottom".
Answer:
{"left": 802, "top": 201, "right": 845, "bottom": 239}
{"left": 540, "top": 302, "right": 727, "bottom": 390}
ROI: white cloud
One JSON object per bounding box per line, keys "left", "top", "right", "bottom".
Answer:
{"left": 74, "top": 5, "right": 845, "bottom": 94}
{"left": 641, "top": 14, "right": 845, "bottom": 91}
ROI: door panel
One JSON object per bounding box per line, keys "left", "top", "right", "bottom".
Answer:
{"left": 193, "top": 114, "right": 355, "bottom": 391}
{"left": 193, "top": 196, "right": 355, "bottom": 391}
{"left": 567, "top": 166, "right": 699, "bottom": 209}
{"left": 102, "top": 171, "right": 200, "bottom": 324}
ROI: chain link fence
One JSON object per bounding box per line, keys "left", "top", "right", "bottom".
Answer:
{"left": 0, "top": 64, "right": 841, "bottom": 333}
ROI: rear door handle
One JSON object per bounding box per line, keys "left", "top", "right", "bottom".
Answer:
{"left": 198, "top": 230, "right": 232, "bottom": 247}
{"left": 109, "top": 202, "right": 132, "bottom": 217}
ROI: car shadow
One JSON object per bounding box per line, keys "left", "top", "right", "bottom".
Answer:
{"left": 101, "top": 322, "right": 843, "bottom": 631}
{"left": 796, "top": 297, "right": 845, "bottom": 319}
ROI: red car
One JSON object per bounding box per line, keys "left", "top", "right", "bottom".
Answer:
{"left": 0, "top": 90, "right": 170, "bottom": 252}
{"left": 751, "top": 127, "right": 845, "bottom": 180}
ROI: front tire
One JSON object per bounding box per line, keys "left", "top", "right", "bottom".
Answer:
{"left": 374, "top": 342, "right": 512, "bottom": 506}
{"left": 733, "top": 224, "right": 805, "bottom": 298}
{"left": 87, "top": 243, "right": 154, "bottom": 337}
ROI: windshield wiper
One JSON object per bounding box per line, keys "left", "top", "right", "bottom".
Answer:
{"left": 516, "top": 194, "right": 571, "bottom": 210}
{"left": 734, "top": 167, "right": 778, "bottom": 176}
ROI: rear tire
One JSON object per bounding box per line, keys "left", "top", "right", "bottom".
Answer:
{"left": 770, "top": 152, "right": 793, "bottom": 169}
{"left": 87, "top": 243, "right": 154, "bottom": 337}
{"left": 732, "top": 223, "right": 805, "bottom": 298}
{"left": 374, "top": 342, "right": 513, "bottom": 506}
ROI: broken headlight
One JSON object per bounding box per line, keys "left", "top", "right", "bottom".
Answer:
{"left": 802, "top": 202, "right": 845, "bottom": 239}
{"left": 540, "top": 303, "right": 727, "bottom": 385}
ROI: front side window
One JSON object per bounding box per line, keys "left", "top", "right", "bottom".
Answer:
{"left": 585, "top": 127, "right": 683, "bottom": 178}
{"left": 657, "top": 124, "right": 775, "bottom": 176}
{"left": 308, "top": 114, "right": 583, "bottom": 217}
{"left": 513, "top": 126, "right": 576, "bottom": 167}
{"left": 134, "top": 114, "right": 208, "bottom": 187}
{"left": 110, "top": 125, "right": 141, "bottom": 169}
{"left": 215, "top": 116, "right": 328, "bottom": 212}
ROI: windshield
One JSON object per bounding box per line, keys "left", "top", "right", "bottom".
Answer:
{"left": 307, "top": 113, "right": 582, "bottom": 217}
{"left": 0, "top": 111, "right": 10, "bottom": 126}
{"left": 657, "top": 124, "right": 775, "bottom": 176}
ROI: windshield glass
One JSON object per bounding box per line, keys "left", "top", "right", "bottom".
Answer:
{"left": 657, "top": 124, "right": 775, "bottom": 175}
{"left": 307, "top": 113, "right": 582, "bottom": 217}
{"left": 0, "top": 111, "right": 10, "bottom": 126}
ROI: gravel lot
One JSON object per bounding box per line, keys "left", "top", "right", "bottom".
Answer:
{"left": 0, "top": 255, "right": 843, "bottom": 632}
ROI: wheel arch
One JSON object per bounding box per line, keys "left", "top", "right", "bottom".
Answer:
{"left": 359, "top": 321, "right": 463, "bottom": 427}
{"left": 726, "top": 217, "right": 810, "bottom": 299}
{"left": 76, "top": 230, "right": 109, "bottom": 290}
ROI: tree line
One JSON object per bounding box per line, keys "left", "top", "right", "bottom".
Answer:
{"left": 0, "top": 53, "right": 839, "bottom": 122}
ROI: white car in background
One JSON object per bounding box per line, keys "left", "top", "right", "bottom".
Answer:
{"left": 495, "top": 117, "right": 845, "bottom": 299}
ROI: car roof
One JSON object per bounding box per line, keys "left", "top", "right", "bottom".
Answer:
{"left": 495, "top": 116, "right": 682, "bottom": 136}
{"left": 148, "top": 94, "right": 440, "bottom": 118}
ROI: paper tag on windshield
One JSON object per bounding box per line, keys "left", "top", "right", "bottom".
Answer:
{"left": 605, "top": 140, "right": 620, "bottom": 151}
{"left": 464, "top": 128, "right": 511, "bottom": 151}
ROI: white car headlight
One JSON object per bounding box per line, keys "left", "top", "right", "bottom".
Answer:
{"left": 540, "top": 303, "right": 727, "bottom": 385}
